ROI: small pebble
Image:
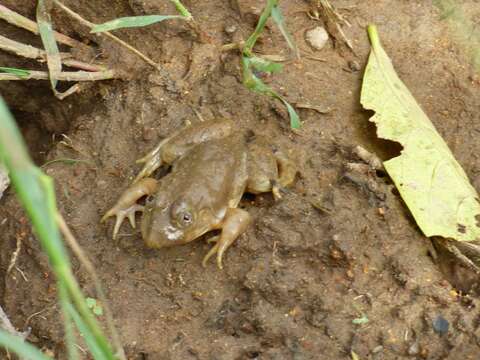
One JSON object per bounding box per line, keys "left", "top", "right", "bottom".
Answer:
{"left": 408, "top": 341, "right": 420, "bottom": 356}
{"left": 225, "top": 24, "right": 237, "bottom": 34}
{"left": 348, "top": 60, "right": 361, "bottom": 72}
{"left": 305, "top": 26, "right": 329, "bottom": 50}
{"left": 432, "top": 315, "right": 449, "bottom": 335}
{"left": 143, "top": 127, "right": 156, "bottom": 141}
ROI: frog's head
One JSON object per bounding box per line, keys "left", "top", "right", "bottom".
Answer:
{"left": 141, "top": 196, "right": 213, "bottom": 249}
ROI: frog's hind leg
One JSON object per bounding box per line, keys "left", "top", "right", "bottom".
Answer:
{"left": 134, "top": 119, "right": 234, "bottom": 182}
{"left": 101, "top": 178, "right": 158, "bottom": 239}
{"left": 202, "top": 208, "right": 252, "bottom": 269}
{"left": 246, "top": 147, "right": 296, "bottom": 200}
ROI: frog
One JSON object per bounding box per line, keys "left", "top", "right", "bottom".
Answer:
{"left": 101, "top": 119, "right": 296, "bottom": 269}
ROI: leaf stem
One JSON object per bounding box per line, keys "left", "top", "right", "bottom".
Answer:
{"left": 169, "top": 0, "right": 192, "bottom": 20}
{"left": 367, "top": 24, "right": 380, "bottom": 51}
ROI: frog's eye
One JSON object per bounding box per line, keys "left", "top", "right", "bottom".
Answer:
{"left": 178, "top": 211, "right": 193, "bottom": 226}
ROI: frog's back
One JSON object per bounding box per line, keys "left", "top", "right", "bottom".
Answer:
{"left": 161, "top": 136, "right": 248, "bottom": 212}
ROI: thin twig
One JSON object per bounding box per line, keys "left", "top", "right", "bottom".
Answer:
{"left": 0, "top": 4, "right": 82, "bottom": 48}
{"left": 15, "top": 266, "right": 28, "bottom": 282}
{"left": 0, "top": 35, "right": 107, "bottom": 72}
{"left": 57, "top": 214, "right": 126, "bottom": 360}
{"left": 7, "top": 235, "right": 22, "bottom": 275}
{"left": 0, "top": 70, "right": 116, "bottom": 81}
{"left": 52, "top": 0, "right": 160, "bottom": 70}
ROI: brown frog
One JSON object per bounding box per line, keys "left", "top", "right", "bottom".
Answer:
{"left": 102, "top": 119, "right": 296, "bottom": 269}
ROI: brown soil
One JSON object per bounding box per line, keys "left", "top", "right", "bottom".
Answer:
{"left": 1, "top": 0, "right": 480, "bottom": 359}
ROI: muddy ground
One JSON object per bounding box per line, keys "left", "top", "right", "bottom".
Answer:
{"left": 1, "top": 0, "right": 480, "bottom": 359}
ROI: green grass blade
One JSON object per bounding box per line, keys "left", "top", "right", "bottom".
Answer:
{"left": 0, "top": 67, "right": 30, "bottom": 78}
{"left": 243, "top": 0, "right": 278, "bottom": 56}
{"left": 0, "top": 330, "right": 52, "bottom": 360}
{"left": 0, "top": 97, "right": 117, "bottom": 359}
{"left": 67, "top": 303, "right": 106, "bottom": 360}
{"left": 59, "top": 283, "right": 80, "bottom": 360}
{"left": 36, "top": 0, "right": 61, "bottom": 90}
{"left": 271, "top": 4, "right": 299, "bottom": 58}
{"left": 91, "top": 15, "right": 183, "bottom": 33}
{"left": 41, "top": 158, "right": 91, "bottom": 167}
{"left": 248, "top": 56, "right": 283, "bottom": 73}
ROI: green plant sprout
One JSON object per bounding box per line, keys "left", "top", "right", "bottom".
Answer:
{"left": 242, "top": 0, "right": 301, "bottom": 129}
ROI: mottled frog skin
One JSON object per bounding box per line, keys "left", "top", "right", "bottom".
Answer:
{"left": 102, "top": 119, "right": 296, "bottom": 268}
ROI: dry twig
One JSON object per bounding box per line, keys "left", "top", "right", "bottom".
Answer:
{"left": 0, "top": 70, "right": 116, "bottom": 81}
{"left": 0, "top": 4, "right": 83, "bottom": 48}
{"left": 0, "top": 35, "right": 107, "bottom": 72}
{"left": 0, "top": 304, "right": 29, "bottom": 340}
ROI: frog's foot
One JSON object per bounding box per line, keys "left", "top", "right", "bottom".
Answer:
{"left": 101, "top": 178, "right": 158, "bottom": 239}
{"left": 274, "top": 150, "right": 297, "bottom": 189}
{"left": 202, "top": 208, "right": 252, "bottom": 269}
{"left": 102, "top": 204, "right": 144, "bottom": 240}
{"left": 134, "top": 139, "right": 169, "bottom": 183}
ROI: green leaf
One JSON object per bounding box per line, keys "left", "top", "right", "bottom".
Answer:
{"left": 91, "top": 15, "right": 183, "bottom": 33}
{"left": 247, "top": 56, "right": 283, "bottom": 74}
{"left": 0, "top": 330, "right": 52, "bottom": 360}
{"left": 36, "top": 0, "right": 61, "bottom": 91}
{"left": 361, "top": 24, "right": 480, "bottom": 242}
{"left": 282, "top": 99, "right": 301, "bottom": 129}
{"left": 271, "top": 4, "right": 299, "bottom": 58}
{"left": 0, "top": 67, "right": 30, "bottom": 78}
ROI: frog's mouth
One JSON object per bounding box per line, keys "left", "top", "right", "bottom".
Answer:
{"left": 141, "top": 208, "right": 185, "bottom": 248}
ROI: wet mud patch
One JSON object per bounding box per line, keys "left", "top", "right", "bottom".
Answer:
{"left": 1, "top": 0, "right": 480, "bottom": 359}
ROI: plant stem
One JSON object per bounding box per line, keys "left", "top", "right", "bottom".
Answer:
{"left": 243, "top": 0, "right": 278, "bottom": 56}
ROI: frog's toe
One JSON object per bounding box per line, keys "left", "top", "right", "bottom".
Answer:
{"left": 102, "top": 204, "right": 144, "bottom": 239}
{"left": 202, "top": 243, "right": 219, "bottom": 268}
{"left": 272, "top": 180, "right": 289, "bottom": 201}
{"left": 207, "top": 235, "right": 220, "bottom": 244}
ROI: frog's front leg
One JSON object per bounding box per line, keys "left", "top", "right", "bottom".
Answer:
{"left": 101, "top": 178, "right": 158, "bottom": 239}
{"left": 134, "top": 119, "right": 234, "bottom": 182}
{"left": 202, "top": 208, "right": 252, "bottom": 269}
